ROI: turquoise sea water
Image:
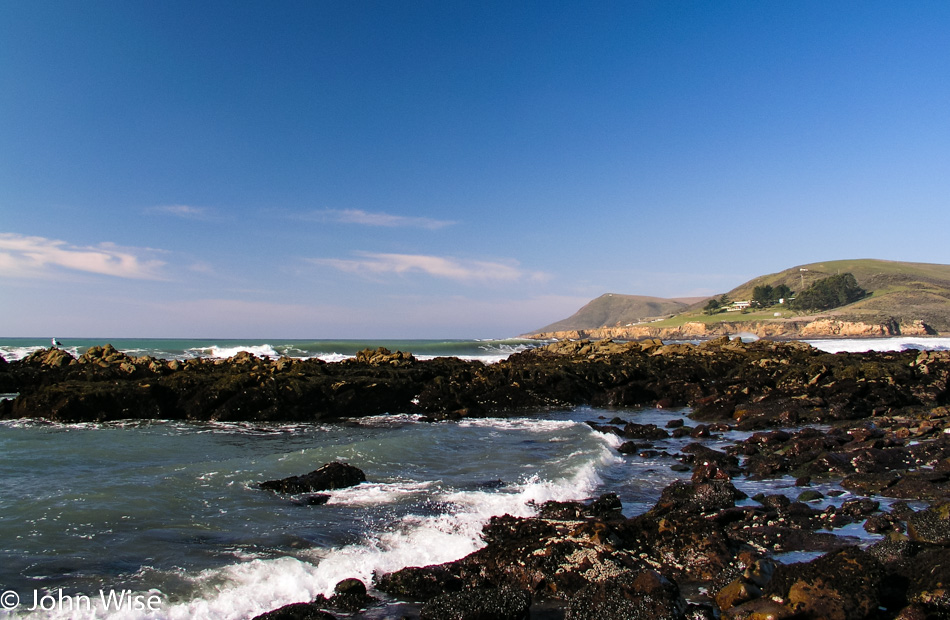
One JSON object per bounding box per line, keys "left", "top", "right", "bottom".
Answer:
{"left": 0, "top": 338, "right": 541, "bottom": 365}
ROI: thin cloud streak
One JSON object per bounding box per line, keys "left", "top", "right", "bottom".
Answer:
{"left": 0, "top": 233, "right": 166, "bottom": 280}
{"left": 146, "top": 204, "right": 212, "bottom": 219}
{"left": 310, "top": 252, "right": 547, "bottom": 283}
{"left": 303, "top": 209, "right": 455, "bottom": 230}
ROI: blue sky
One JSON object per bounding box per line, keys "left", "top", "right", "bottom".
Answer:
{"left": 2, "top": 1, "right": 949, "bottom": 338}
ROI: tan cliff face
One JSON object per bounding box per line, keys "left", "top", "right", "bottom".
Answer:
{"left": 525, "top": 318, "right": 937, "bottom": 341}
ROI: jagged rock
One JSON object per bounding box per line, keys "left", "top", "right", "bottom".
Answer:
{"left": 311, "top": 578, "right": 377, "bottom": 612}
{"left": 617, "top": 441, "right": 643, "bottom": 454}
{"left": 23, "top": 347, "right": 75, "bottom": 367}
{"left": 763, "top": 547, "right": 885, "bottom": 620}
{"left": 354, "top": 347, "right": 416, "bottom": 366}
{"left": 622, "top": 422, "right": 669, "bottom": 439}
{"left": 651, "top": 478, "right": 747, "bottom": 515}
{"left": 260, "top": 462, "right": 366, "bottom": 493}
{"left": 376, "top": 565, "right": 464, "bottom": 601}
{"left": 587, "top": 493, "right": 624, "bottom": 519}
{"left": 681, "top": 443, "right": 740, "bottom": 473}
{"left": 839, "top": 497, "right": 879, "bottom": 517}
{"left": 78, "top": 344, "right": 133, "bottom": 366}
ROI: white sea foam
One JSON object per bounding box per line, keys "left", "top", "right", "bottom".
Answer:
{"left": 0, "top": 345, "right": 44, "bottom": 361}
{"left": 805, "top": 336, "right": 950, "bottom": 354}
{"left": 23, "top": 451, "right": 605, "bottom": 620}
{"left": 455, "top": 417, "right": 580, "bottom": 432}
{"left": 0, "top": 345, "right": 81, "bottom": 361}
{"left": 187, "top": 344, "right": 282, "bottom": 359}
{"left": 314, "top": 352, "right": 351, "bottom": 363}
{"left": 324, "top": 481, "right": 435, "bottom": 506}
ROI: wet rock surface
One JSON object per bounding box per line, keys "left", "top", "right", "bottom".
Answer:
{"left": 259, "top": 462, "right": 366, "bottom": 494}
{"left": 370, "top": 477, "right": 950, "bottom": 619}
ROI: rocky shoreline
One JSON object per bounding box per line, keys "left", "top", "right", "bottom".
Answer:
{"left": 2, "top": 339, "right": 950, "bottom": 618}
{"left": 2, "top": 337, "right": 948, "bottom": 425}
{"left": 524, "top": 317, "right": 937, "bottom": 342}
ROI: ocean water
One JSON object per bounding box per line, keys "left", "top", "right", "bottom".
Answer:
{"left": 0, "top": 407, "right": 704, "bottom": 620}
{"left": 3, "top": 335, "right": 950, "bottom": 366}
{"left": 1, "top": 335, "right": 946, "bottom": 619}
{"left": 0, "top": 338, "right": 539, "bottom": 365}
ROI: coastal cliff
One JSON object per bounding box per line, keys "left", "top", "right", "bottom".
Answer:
{"left": 525, "top": 317, "right": 936, "bottom": 341}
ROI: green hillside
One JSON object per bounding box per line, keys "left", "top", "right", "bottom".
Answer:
{"left": 531, "top": 259, "right": 950, "bottom": 335}
{"left": 533, "top": 293, "right": 697, "bottom": 333}
{"left": 720, "top": 259, "right": 950, "bottom": 331}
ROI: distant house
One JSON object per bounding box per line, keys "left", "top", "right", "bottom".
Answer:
{"left": 726, "top": 300, "right": 752, "bottom": 312}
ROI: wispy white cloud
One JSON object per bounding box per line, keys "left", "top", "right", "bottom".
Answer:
{"left": 146, "top": 204, "right": 212, "bottom": 219}
{"left": 309, "top": 252, "right": 548, "bottom": 283}
{"left": 0, "top": 233, "right": 166, "bottom": 280}
{"left": 302, "top": 209, "right": 455, "bottom": 230}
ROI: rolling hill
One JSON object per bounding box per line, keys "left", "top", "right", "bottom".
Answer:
{"left": 531, "top": 294, "right": 705, "bottom": 334}
{"left": 526, "top": 259, "right": 950, "bottom": 339}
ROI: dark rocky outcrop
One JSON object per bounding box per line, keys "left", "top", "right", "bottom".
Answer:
{"left": 310, "top": 578, "right": 378, "bottom": 613}
{"left": 3, "top": 339, "right": 950, "bottom": 425}
{"left": 564, "top": 570, "right": 685, "bottom": 620}
{"left": 249, "top": 579, "right": 376, "bottom": 620}
{"left": 763, "top": 546, "right": 886, "bottom": 620}
{"left": 251, "top": 603, "right": 336, "bottom": 620}
{"left": 373, "top": 471, "right": 942, "bottom": 619}
{"left": 259, "top": 462, "right": 366, "bottom": 494}
{"left": 420, "top": 586, "right": 530, "bottom": 620}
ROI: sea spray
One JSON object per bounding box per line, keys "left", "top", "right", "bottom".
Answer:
{"left": 61, "top": 440, "right": 608, "bottom": 620}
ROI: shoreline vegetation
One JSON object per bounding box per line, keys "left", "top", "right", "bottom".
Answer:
{"left": 3, "top": 339, "right": 950, "bottom": 618}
